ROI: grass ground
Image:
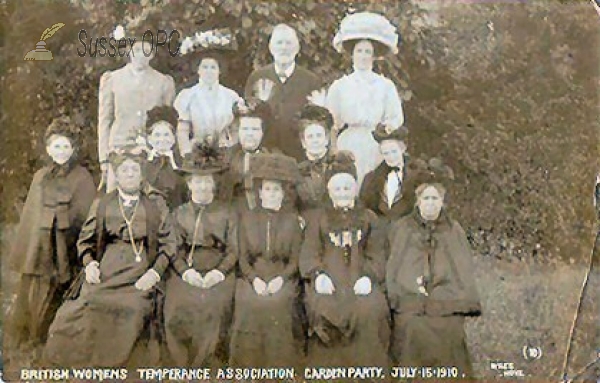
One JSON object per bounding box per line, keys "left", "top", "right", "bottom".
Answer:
{"left": 1, "top": 224, "right": 598, "bottom": 381}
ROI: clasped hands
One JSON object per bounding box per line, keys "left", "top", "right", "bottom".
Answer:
{"left": 182, "top": 269, "right": 225, "bottom": 289}
{"left": 85, "top": 261, "right": 161, "bottom": 291}
{"left": 314, "top": 273, "right": 372, "bottom": 296}
{"left": 252, "top": 276, "right": 284, "bottom": 296}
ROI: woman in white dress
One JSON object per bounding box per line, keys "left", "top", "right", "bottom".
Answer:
{"left": 326, "top": 12, "right": 404, "bottom": 188}
{"left": 174, "top": 51, "right": 242, "bottom": 156}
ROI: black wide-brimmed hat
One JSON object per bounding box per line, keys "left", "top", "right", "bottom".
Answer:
{"left": 178, "top": 140, "right": 229, "bottom": 175}
{"left": 250, "top": 152, "right": 300, "bottom": 184}
{"left": 372, "top": 123, "right": 408, "bottom": 144}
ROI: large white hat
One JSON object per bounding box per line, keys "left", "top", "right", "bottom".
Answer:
{"left": 332, "top": 12, "right": 399, "bottom": 55}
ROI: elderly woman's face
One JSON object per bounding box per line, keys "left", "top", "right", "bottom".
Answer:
{"left": 259, "top": 180, "right": 284, "bottom": 210}
{"left": 46, "top": 135, "right": 74, "bottom": 165}
{"left": 380, "top": 140, "right": 406, "bottom": 169}
{"left": 148, "top": 122, "right": 175, "bottom": 153}
{"left": 187, "top": 174, "right": 215, "bottom": 204}
{"left": 328, "top": 173, "right": 357, "bottom": 208}
{"left": 198, "top": 58, "right": 220, "bottom": 85}
{"left": 269, "top": 26, "right": 300, "bottom": 66}
{"left": 353, "top": 40, "right": 374, "bottom": 71}
{"left": 115, "top": 158, "right": 143, "bottom": 193}
{"left": 238, "top": 117, "right": 264, "bottom": 151}
{"left": 301, "top": 123, "right": 329, "bottom": 156}
{"left": 417, "top": 185, "right": 444, "bottom": 221}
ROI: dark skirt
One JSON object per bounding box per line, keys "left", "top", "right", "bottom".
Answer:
{"left": 43, "top": 242, "right": 156, "bottom": 367}
{"left": 163, "top": 272, "right": 235, "bottom": 367}
{"left": 392, "top": 314, "right": 473, "bottom": 377}
{"left": 305, "top": 286, "right": 391, "bottom": 367}
{"left": 229, "top": 279, "right": 302, "bottom": 368}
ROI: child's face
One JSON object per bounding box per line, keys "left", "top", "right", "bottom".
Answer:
{"left": 46, "top": 134, "right": 74, "bottom": 165}
{"left": 238, "top": 117, "right": 264, "bottom": 151}
{"left": 148, "top": 122, "right": 175, "bottom": 153}
{"left": 327, "top": 173, "right": 357, "bottom": 208}
{"left": 301, "top": 123, "right": 328, "bottom": 156}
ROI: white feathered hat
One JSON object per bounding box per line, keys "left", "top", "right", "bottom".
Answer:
{"left": 332, "top": 12, "right": 399, "bottom": 55}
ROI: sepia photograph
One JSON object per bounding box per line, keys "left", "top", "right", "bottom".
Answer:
{"left": 1, "top": 0, "right": 599, "bottom": 381}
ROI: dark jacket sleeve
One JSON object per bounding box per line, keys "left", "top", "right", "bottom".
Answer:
{"left": 238, "top": 214, "right": 257, "bottom": 282}
{"left": 385, "top": 219, "right": 416, "bottom": 312}
{"left": 299, "top": 209, "right": 324, "bottom": 281}
{"left": 362, "top": 210, "right": 386, "bottom": 285}
{"left": 216, "top": 208, "right": 239, "bottom": 275}
{"left": 150, "top": 202, "right": 179, "bottom": 277}
{"left": 279, "top": 214, "right": 301, "bottom": 281}
{"left": 168, "top": 209, "right": 192, "bottom": 276}
{"left": 77, "top": 198, "right": 101, "bottom": 266}
{"left": 425, "top": 221, "right": 482, "bottom": 317}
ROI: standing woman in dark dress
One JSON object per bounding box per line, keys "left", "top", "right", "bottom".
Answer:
{"left": 143, "top": 105, "right": 187, "bottom": 210}
{"left": 4, "top": 117, "right": 95, "bottom": 371}
{"left": 163, "top": 142, "right": 238, "bottom": 367}
{"left": 386, "top": 158, "right": 482, "bottom": 378}
{"left": 229, "top": 153, "right": 304, "bottom": 367}
{"left": 43, "top": 145, "right": 178, "bottom": 368}
{"left": 300, "top": 151, "right": 391, "bottom": 368}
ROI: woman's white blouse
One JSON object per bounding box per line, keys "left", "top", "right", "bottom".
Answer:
{"left": 326, "top": 70, "right": 404, "bottom": 129}
{"left": 174, "top": 82, "right": 242, "bottom": 154}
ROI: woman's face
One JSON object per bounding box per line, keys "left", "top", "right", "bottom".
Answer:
{"left": 148, "top": 122, "right": 175, "bottom": 153}
{"left": 259, "top": 180, "right": 284, "bottom": 210}
{"left": 238, "top": 117, "right": 264, "bottom": 151}
{"left": 46, "top": 135, "right": 74, "bottom": 165}
{"left": 187, "top": 174, "right": 215, "bottom": 204}
{"left": 352, "top": 40, "right": 374, "bottom": 71}
{"left": 380, "top": 140, "right": 406, "bottom": 169}
{"left": 301, "top": 123, "right": 329, "bottom": 156}
{"left": 115, "top": 158, "right": 143, "bottom": 193}
{"left": 198, "top": 58, "right": 220, "bottom": 85}
{"left": 417, "top": 185, "right": 444, "bottom": 221}
{"left": 327, "top": 173, "right": 357, "bottom": 208}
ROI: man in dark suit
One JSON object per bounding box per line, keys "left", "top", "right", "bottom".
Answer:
{"left": 244, "top": 24, "right": 321, "bottom": 161}
{"left": 359, "top": 125, "right": 412, "bottom": 222}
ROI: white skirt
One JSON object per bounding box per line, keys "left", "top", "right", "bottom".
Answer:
{"left": 337, "top": 126, "right": 382, "bottom": 189}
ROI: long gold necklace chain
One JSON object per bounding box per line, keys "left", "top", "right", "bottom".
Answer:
{"left": 118, "top": 197, "right": 144, "bottom": 263}
{"left": 187, "top": 206, "right": 205, "bottom": 267}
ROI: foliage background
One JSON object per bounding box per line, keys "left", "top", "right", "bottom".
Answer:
{"left": 1, "top": 0, "right": 599, "bottom": 379}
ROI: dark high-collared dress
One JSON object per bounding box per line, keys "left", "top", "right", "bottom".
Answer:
{"left": 43, "top": 191, "right": 177, "bottom": 368}
{"left": 229, "top": 206, "right": 303, "bottom": 368}
{"left": 163, "top": 200, "right": 238, "bottom": 367}
{"left": 300, "top": 205, "right": 391, "bottom": 368}
{"left": 296, "top": 153, "right": 332, "bottom": 213}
